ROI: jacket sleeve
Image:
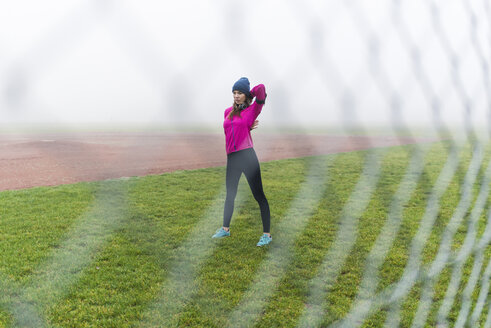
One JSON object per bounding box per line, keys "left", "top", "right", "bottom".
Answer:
{"left": 246, "top": 84, "right": 267, "bottom": 126}
{"left": 250, "top": 84, "right": 266, "bottom": 104}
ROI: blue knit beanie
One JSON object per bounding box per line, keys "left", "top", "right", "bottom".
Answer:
{"left": 232, "top": 77, "right": 251, "bottom": 97}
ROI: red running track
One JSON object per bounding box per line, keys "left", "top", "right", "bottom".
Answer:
{"left": 0, "top": 132, "right": 437, "bottom": 191}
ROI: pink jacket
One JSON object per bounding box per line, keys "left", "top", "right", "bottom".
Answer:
{"left": 223, "top": 84, "right": 266, "bottom": 154}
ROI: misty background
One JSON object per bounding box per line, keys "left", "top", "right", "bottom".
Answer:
{"left": 0, "top": 0, "right": 490, "bottom": 132}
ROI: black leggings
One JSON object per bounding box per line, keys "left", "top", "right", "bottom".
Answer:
{"left": 223, "top": 148, "right": 270, "bottom": 233}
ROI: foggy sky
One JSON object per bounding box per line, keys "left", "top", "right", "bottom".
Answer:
{"left": 0, "top": 0, "right": 489, "bottom": 129}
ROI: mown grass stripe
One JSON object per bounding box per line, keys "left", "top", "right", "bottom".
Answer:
{"left": 8, "top": 181, "right": 130, "bottom": 328}
{"left": 428, "top": 145, "right": 487, "bottom": 278}
{"left": 470, "top": 255, "right": 491, "bottom": 326}
{"left": 296, "top": 149, "right": 384, "bottom": 328}
{"left": 225, "top": 155, "right": 332, "bottom": 328}
{"left": 454, "top": 250, "right": 485, "bottom": 327}
{"left": 383, "top": 145, "right": 460, "bottom": 327}
{"left": 335, "top": 146, "right": 427, "bottom": 327}
{"left": 437, "top": 165, "right": 491, "bottom": 325}
{"left": 464, "top": 208, "right": 491, "bottom": 326}
{"left": 486, "top": 302, "right": 491, "bottom": 328}
{"left": 410, "top": 144, "right": 486, "bottom": 328}
{"left": 0, "top": 273, "right": 19, "bottom": 327}
{"left": 138, "top": 185, "right": 247, "bottom": 327}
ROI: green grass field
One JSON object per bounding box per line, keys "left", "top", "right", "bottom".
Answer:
{"left": 0, "top": 141, "right": 490, "bottom": 327}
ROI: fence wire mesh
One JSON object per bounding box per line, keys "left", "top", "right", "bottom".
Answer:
{"left": 0, "top": 0, "right": 491, "bottom": 327}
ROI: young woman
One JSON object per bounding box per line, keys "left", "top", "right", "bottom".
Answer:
{"left": 212, "top": 77, "right": 271, "bottom": 247}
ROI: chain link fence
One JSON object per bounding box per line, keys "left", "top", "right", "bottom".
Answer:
{"left": 0, "top": 0, "right": 488, "bottom": 132}
{"left": 0, "top": 0, "right": 490, "bottom": 327}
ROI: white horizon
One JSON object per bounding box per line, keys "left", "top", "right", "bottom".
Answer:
{"left": 0, "top": 0, "right": 489, "bottom": 131}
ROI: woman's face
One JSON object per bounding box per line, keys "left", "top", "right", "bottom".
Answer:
{"left": 233, "top": 91, "right": 246, "bottom": 105}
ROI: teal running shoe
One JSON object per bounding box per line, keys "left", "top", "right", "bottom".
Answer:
{"left": 212, "top": 227, "right": 230, "bottom": 238}
{"left": 256, "top": 234, "right": 272, "bottom": 246}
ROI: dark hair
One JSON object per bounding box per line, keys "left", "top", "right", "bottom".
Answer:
{"left": 228, "top": 97, "right": 252, "bottom": 120}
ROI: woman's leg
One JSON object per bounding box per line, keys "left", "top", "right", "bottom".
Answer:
{"left": 243, "top": 150, "right": 271, "bottom": 233}
{"left": 223, "top": 156, "right": 242, "bottom": 229}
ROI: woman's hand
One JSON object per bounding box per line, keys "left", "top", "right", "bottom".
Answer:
{"left": 250, "top": 120, "right": 259, "bottom": 130}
